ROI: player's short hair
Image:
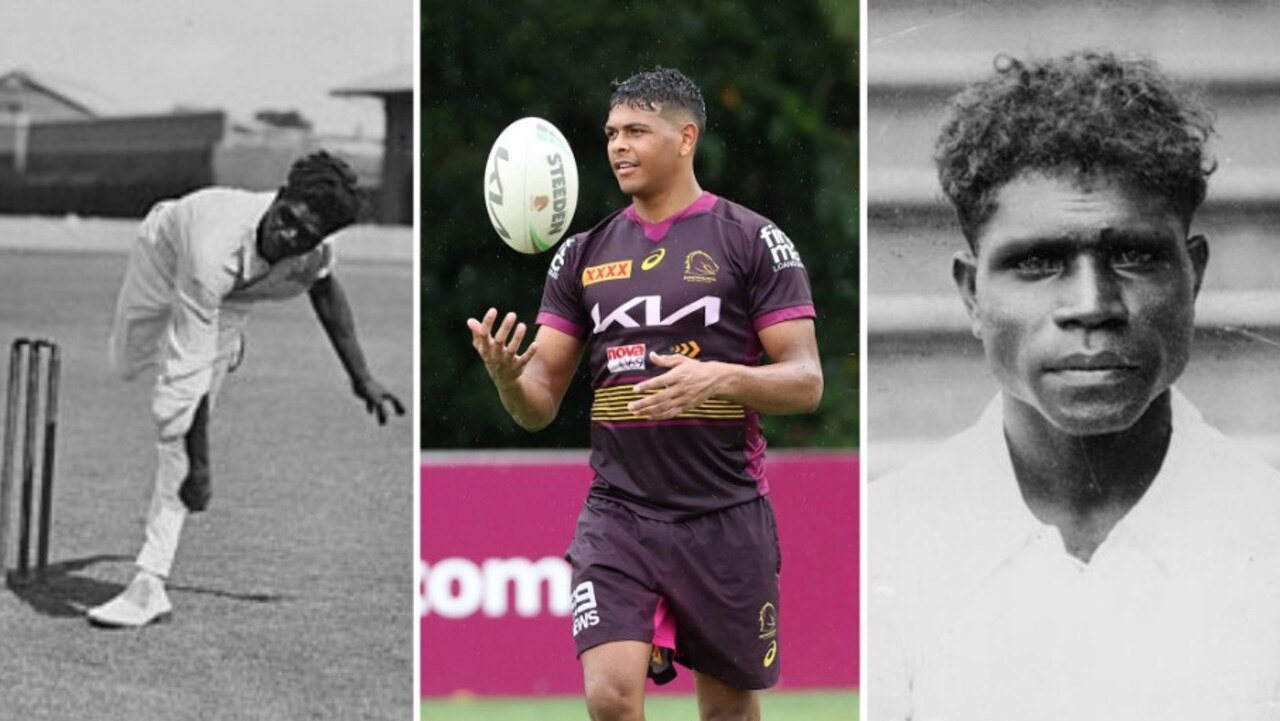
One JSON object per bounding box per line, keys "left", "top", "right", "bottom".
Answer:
{"left": 610, "top": 66, "right": 707, "bottom": 134}
{"left": 280, "top": 151, "right": 364, "bottom": 234}
{"left": 935, "top": 50, "right": 1215, "bottom": 249}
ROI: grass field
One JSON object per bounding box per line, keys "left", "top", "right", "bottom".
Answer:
{"left": 0, "top": 220, "right": 413, "bottom": 720}
{"left": 421, "top": 691, "right": 859, "bottom": 720}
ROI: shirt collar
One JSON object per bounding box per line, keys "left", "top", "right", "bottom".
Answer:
{"left": 622, "top": 191, "right": 718, "bottom": 242}
{"left": 1107, "top": 389, "right": 1202, "bottom": 572}
{"left": 950, "top": 397, "right": 1049, "bottom": 583}
{"left": 963, "top": 389, "right": 1203, "bottom": 580}
{"left": 240, "top": 196, "right": 275, "bottom": 282}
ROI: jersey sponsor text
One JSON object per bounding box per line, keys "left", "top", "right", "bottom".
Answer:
{"left": 591, "top": 295, "right": 721, "bottom": 333}
{"left": 760, "top": 224, "right": 804, "bottom": 271}
{"left": 582, "top": 260, "right": 633, "bottom": 286}
{"left": 571, "top": 581, "right": 601, "bottom": 636}
{"left": 546, "top": 236, "right": 577, "bottom": 279}
{"left": 606, "top": 343, "right": 647, "bottom": 372}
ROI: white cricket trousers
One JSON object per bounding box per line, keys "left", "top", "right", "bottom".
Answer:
{"left": 109, "top": 231, "right": 250, "bottom": 578}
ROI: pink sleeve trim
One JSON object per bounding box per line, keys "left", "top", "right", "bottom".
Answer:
{"left": 536, "top": 311, "right": 586, "bottom": 339}
{"left": 752, "top": 305, "right": 816, "bottom": 332}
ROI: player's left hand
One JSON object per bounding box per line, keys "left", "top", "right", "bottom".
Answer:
{"left": 352, "top": 376, "right": 406, "bottom": 425}
{"left": 628, "top": 353, "right": 724, "bottom": 420}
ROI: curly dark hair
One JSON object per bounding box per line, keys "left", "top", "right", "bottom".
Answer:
{"left": 934, "top": 50, "right": 1215, "bottom": 249}
{"left": 610, "top": 66, "right": 707, "bottom": 133}
{"left": 280, "top": 150, "right": 364, "bottom": 233}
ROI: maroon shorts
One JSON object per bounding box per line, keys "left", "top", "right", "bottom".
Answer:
{"left": 565, "top": 495, "right": 782, "bottom": 690}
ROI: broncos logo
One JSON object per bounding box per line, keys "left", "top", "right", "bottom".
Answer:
{"left": 683, "top": 250, "right": 719, "bottom": 283}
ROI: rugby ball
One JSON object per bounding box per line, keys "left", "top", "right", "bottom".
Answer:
{"left": 483, "top": 117, "right": 579, "bottom": 254}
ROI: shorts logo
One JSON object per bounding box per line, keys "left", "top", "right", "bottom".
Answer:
{"left": 582, "top": 260, "right": 633, "bottom": 286}
{"left": 668, "top": 340, "right": 701, "bottom": 358}
{"left": 758, "top": 602, "right": 778, "bottom": 640}
{"left": 606, "top": 343, "right": 647, "bottom": 373}
{"left": 758, "top": 602, "right": 779, "bottom": 667}
{"left": 683, "top": 250, "right": 719, "bottom": 283}
{"left": 760, "top": 225, "right": 804, "bottom": 272}
{"left": 641, "top": 248, "right": 666, "bottom": 271}
{"left": 572, "top": 581, "right": 600, "bottom": 637}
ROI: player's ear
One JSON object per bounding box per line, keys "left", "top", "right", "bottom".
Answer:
{"left": 1187, "top": 234, "right": 1209, "bottom": 298}
{"left": 952, "top": 249, "right": 982, "bottom": 339}
{"left": 679, "top": 122, "right": 698, "bottom": 157}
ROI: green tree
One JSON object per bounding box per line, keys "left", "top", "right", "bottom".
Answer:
{"left": 422, "top": 0, "right": 858, "bottom": 449}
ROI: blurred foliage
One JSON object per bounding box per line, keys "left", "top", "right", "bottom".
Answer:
{"left": 422, "top": 0, "right": 859, "bottom": 449}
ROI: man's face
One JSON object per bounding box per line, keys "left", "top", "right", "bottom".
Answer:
{"left": 954, "top": 170, "right": 1209, "bottom": 435}
{"left": 257, "top": 196, "right": 327, "bottom": 263}
{"left": 604, "top": 103, "right": 693, "bottom": 199}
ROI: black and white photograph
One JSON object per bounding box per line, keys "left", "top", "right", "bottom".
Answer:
{"left": 0, "top": 3, "right": 414, "bottom": 719}
{"left": 867, "top": 1, "right": 1280, "bottom": 719}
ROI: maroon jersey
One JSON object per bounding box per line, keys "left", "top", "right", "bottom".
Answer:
{"left": 537, "top": 192, "right": 815, "bottom": 520}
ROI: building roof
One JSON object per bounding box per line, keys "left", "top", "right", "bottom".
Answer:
{"left": 331, "top": 64, "right": 412, "bottom": 98}
{"left": 0, "top": 69, "right": 97, "bottom": 118}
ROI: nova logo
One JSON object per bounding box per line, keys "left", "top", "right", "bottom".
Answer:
{"left": 606, "top": 343, "right": 646, "bottom": 372}
{"left": 582, "top": 260, "right": 633, "bottom": 286}
{"left": 591, "top": 296, "right": 722, "bottom": 333}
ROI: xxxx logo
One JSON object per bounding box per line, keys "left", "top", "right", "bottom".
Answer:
{"left": 669, "top": 341, "right": 701, "bottom": 358}
{"left": 582, "top": 260, "right": 633, "bottom": 287}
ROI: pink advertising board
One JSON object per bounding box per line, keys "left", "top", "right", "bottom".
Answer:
{"left": 420, "top": 451, "right": 859, "bottom": 697}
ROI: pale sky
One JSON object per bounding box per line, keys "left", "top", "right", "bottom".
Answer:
{"left": 0, "top": 0, "right": 414, "bottom": 137}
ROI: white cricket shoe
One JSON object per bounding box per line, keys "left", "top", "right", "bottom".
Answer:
{"left": 87, "top": 571, "right": 173, "bottom": 628}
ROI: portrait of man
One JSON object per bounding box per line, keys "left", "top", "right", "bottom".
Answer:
{"left": 868, "top": 34, "right": 1280, "bottom": 721}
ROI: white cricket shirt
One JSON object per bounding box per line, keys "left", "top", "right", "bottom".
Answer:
{"left": 870, "top": 391, "right": 1280, "bottom": 721}
{"left": 120, "top": 188, "right": 334, "bottom": 438}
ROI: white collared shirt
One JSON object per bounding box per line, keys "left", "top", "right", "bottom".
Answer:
{"left": 870, "top": 391, "right": 1280, "bottom": 721}
{"left": 134, "top": 188, "right": 334, "bottom": 438}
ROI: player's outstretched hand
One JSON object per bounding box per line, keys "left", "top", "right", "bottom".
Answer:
{"left": 628, "top": 352, "right": 722, "bottom": 420}
{"left": 466, "top": 308, "right": 538, "bottom": 389}
{"left": 352, "top": 376, "right": 406, "bottom": 425}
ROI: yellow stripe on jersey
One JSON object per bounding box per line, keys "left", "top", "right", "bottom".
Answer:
{"left": 590, "top": 386, "right": 746, "bottom": 422}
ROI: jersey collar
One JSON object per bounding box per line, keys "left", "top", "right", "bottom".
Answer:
{"left": 623, "top": 192, "right": 718, "bottom": 242}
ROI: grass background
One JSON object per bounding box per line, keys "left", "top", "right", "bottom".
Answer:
{"left": 0, "top": 219, "right": 413, "bottom": 720}
{"left": 421, "top": 691, "right": 859, "bottom": 720}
